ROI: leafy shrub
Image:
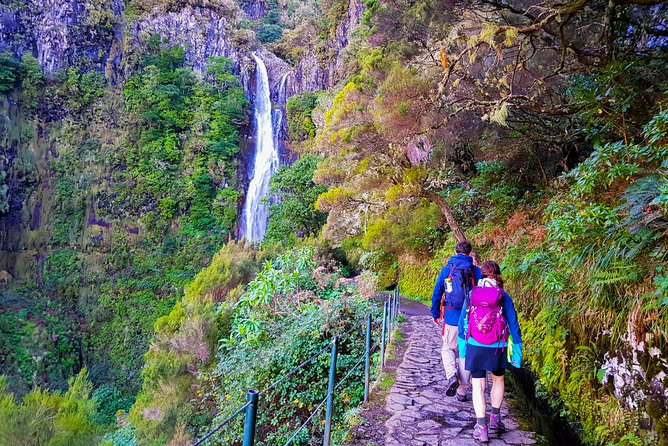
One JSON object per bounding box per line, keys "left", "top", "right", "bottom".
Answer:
{"left": 92, "top": 386, "right": 134, "bottom": 426}
{"left": 286, "top": 92, "right": 319, "bottom": 141}
{"left": 0, "top": 52, "right": 19, "bottom": 92}
{"left": 127, "top": 241, "right": 260, "bottom": 444}
{"left": 0, "top": 370, "right": 99, "bottom": 445}
{"left": 204, "top": 248, "right": 380, "bottom": 445}
{"left": 495, "top": 110, "right": 668, "bottom": 445}
{"left": 64, "top": 68, "right": 106, "bottom": 111}
{"left": 256, "top": 23, "right": 283, "bottom": 43}
{"left": 266, "top": 155, "right": 328, "bottom": 245}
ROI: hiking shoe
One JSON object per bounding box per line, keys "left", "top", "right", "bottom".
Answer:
{"left": 456, "top": 393, "right": 468, "bottom": 402}
{"left": 445, "top": 375, "right": 459, "bottom": 397}
{"left": 489, "top": 413, "right": 506, "bottom": 432}
{"left": 472, "top": 423, "right": 489, "bottom": 443}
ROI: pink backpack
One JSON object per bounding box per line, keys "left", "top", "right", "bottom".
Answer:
{"left": 467, "top": 286, "right": 508, "bottom": 345}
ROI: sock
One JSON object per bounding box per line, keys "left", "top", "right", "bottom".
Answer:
{"left": 491, "top": 406, "right": 500, "bottom": 415}
{"left": 476, "top": 417, "right": 486, "bottom": 426}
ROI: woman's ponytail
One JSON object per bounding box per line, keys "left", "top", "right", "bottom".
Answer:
{"left": 481, "top": 261, "right": 504, "bottom": 289}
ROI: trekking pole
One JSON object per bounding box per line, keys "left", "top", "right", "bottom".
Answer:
{"left": 323, "top": 336, "right": 338, "bottom": 446}
{"left": 364, "top": 313, "right": 371, "bottom": 403}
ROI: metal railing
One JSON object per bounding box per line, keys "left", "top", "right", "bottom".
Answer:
{"left": 193, "top": 287, "right": 402, "bottom": 446}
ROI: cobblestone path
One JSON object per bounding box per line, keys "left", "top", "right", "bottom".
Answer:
{"left": 383, "top": 301, "right": 537, "bottom": 446}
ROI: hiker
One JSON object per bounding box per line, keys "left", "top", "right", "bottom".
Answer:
{"left": 458, "top": 261, "right": 522, "bottom": 443}
{"left": 431, "top": 240, "right": 482, "bottom": 401}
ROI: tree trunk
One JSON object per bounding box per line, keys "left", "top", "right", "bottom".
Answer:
{"left": 603, "top": 0, "right": 616, "bottom": 64}
{"left": 424, "top": 191, "right": 481, "bottom": 265}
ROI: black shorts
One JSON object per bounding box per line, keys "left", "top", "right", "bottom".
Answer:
{"left": 471, "top": 368, "right": 505, "bottom": 379}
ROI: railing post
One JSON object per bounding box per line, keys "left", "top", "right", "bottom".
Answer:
{"left": 242, "top": 390, "right": 259, "bottom": 446}
{"left": 392, "top": 290, "right": 397, "bottom": 329}
{"left": 389, "top": 293, "right": 393, "bottom": 333}
{"left": 394, "top": 288, "right": 399, "bottom": 327}
{"left": 364, "top": 313, "right": 371, "bottom": 403}
{"left": 395, "top": 287, "right": 400, "bottom": 323}
{"left": 381, "top": 301, "right": 388, "bottom": 368}
{"left": 323, "top": 336, "right": 338, "bottom": 446}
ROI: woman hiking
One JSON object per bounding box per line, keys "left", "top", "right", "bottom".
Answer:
{"left": 458, "top": 261, "right": 522, "bottom": 443}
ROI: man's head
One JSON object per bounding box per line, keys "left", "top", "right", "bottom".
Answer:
{"left": 455, "top": 240, "right": 472, "bottom": 255}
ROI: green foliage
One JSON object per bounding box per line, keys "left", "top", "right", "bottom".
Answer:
{"left": 0, "top": 52, "right": 19, "bottom": 92}
{"left": 398, "top": 244, "right": 453, "bottom": 303}
{"left": 397, "top": 263, "right": 437, "bottom": 303}
{"left": 64, "top": 68, "right": 106, "bottom": 111}
{"left": 0, "top": 370, "right": 99, "bottom": 446}
{"left": 496, "top": 109, "right": 668, "bottom": 445}
{"left": 127, "top": 241, "right": 260, "bottom": 444}
{"left": 256, "top": 23, "right": 283, "bottom": 43}
{"left": 19, "top": 53, "right": 45, "bottom": 110}
{"left": 92, "top": 386, "right": 134, "bottom": 426}
{"left": 229, "top": 248, "right": 318, "bottom": 344}
{"left": 469, "top": 161, "right": 524, "bottom": 220}
{"left": 0, "top": 52, "right": 44, "bottom": 109}
{"left": 266, "top": 155, "right": 328, "bottom": 245}
{"left": 101, "top": 427, "right": 138, "bottom": 446}
{"left": 203, "top": 248, "right": 379, "bottom": 445}
{"left": 566, "top": 59, "right": 667, "bottom": 142}
{"left": 362, "top": 200, "right": 444, "bottom": 255}
{"left": 286, "top": 92, "right": 319, "bottom": 141}
{"left": 120, "top": 41, "right": 246, "bottom": 237}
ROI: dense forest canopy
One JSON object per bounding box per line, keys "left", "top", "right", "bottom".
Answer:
{"left": 0, "top": 0, "right": 666, "bottom": 445}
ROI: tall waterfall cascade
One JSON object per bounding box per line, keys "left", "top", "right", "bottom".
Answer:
{"left": 240, "top": 54, "right": 288, "bottom": 242}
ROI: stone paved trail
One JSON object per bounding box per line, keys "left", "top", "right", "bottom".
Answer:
{"left": 382, "top": 298, "right": 536, "bottom": 446}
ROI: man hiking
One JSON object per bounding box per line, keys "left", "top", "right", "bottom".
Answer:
{"left": 431, "top": 240, "right": 482, "bottom": 400}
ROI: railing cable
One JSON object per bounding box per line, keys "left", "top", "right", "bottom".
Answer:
{"left": 281, "top": 394, "right": 329, "bottom": 446}
{"left": 259, "top": 340, "right": 333, "bottom": 396}
{"left": 334, "top": 353, "right": 366, "bottom": 391}
{"left": 193, "top": 400, "right": 251, "bottom": 446}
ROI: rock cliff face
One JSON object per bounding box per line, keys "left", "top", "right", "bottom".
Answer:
{"left": 241, "top": 0, "right": 267, "bottom": 20}
{"left": 286, "top": 0, "right": 364, "bottom": 96}
{"left": 0, "top": 0, "right": 364, "bottom": 98}
{"left": 0, "top": 0, "right": 120, "bottom": 73}
{"left": 130, "top": 7, "right": 240, "bottom": 73}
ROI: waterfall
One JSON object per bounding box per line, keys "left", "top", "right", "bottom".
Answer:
{"left": 240, "top": 54, "right": 287, "bottom": 242}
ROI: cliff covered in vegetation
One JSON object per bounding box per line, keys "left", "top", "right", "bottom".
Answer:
{"left": 0, "top": 0, "right": 667, "bottom": 445}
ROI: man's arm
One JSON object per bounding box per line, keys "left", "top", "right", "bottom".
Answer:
{"left": 431, "top": 265, "right": 450, "bottom": 321}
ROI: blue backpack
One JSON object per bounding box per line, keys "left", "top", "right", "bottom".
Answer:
{"left": 443, "top": 263, "right": 475, "bottom": 310}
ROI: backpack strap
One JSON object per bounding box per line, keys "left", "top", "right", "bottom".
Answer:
{"left": 446, "top": 264, "right": 458, "bottom": 309}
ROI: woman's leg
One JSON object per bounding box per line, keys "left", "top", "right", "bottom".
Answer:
{"left": 471, "top": 376, "right": 487, "bottom": 419}
{"left": 471, "top": 371, "right": 489, "bottom": 442}
{"left": 489, "top": 370, "right": 506, "bottom": 432}
{"left": 490, "top": 372, "right": 504, "bottom": 409}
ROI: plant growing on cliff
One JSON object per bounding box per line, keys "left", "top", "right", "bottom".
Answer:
{"left": 266, "top": 155, "right": 328, "bottom": 245}
{"left": 0, "top": 370, "right": 99, "bottom": 445}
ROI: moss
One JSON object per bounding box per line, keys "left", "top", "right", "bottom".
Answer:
{"left": 398, "top": 262, "right": 439, "bottom": 303}
{"left": 647, "top": 397, "right": 668, "bottom": 445}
